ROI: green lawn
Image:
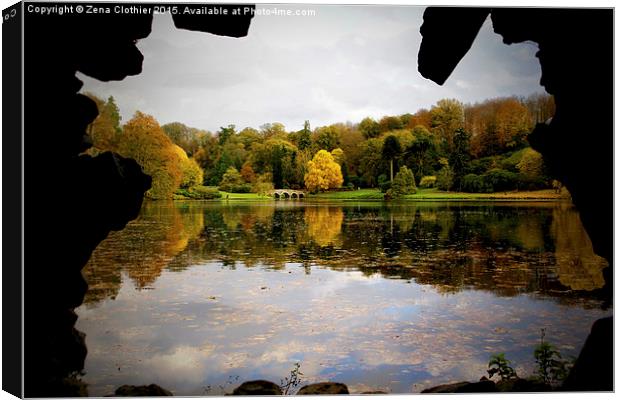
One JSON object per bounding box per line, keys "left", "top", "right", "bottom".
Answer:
{"left": 310, "top": 188, "right": 569, "bottom": 201}
{"left": 309, "top": 189, "right": 385, "bottom": 200}
{"left": 218, "top": 191, "right": 272, "bottom": 200}
{"left": 212, "top": 187, "right": 568, "bottom": 201}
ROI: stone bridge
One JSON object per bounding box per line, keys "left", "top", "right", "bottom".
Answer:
{"left": 271, "top": 189, "right": 306, "bottom": 199}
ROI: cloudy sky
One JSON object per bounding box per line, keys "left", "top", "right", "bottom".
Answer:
{"left": 79, "top": 4, "right": 544, "bottom": 133}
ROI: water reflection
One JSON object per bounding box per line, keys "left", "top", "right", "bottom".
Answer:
{"left": 77, "top": 201, "right": 611, "bottom": 395}
{"left": 83, "top": 201, "right": 607, "bottom": 306}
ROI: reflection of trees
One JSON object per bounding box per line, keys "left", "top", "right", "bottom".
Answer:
{"left": 84, "top": 201, "right": 607, "bottom": 306}
{"left": 82, "top": 201, "right": 204, "bottom": 304}
{"left": 550, "top": 205, "right": 607, "bottom": 291}
{"left": 304, "top": 206, "right": 344, "bottom": 247}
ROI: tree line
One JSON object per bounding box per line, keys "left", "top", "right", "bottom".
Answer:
{"left": 85, "top": 92, "right": 555, "bottom": 199}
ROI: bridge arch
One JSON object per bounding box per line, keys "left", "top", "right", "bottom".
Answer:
{"left": 271, "top": 189, "right": 306, "bottom": 200}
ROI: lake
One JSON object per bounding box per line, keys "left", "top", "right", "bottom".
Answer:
{"left": 76, "top": 200, "right": 611, "bottom": 395}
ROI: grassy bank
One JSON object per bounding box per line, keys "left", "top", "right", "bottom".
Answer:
{"left": 309, "top": 188, "right": 569, "bottom": 201}
{"left": 207, "top": 188, "right": 569, "bottom": 201}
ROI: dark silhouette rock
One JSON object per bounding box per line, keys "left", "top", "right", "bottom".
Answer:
{"left": 495, "top": 378, "right": 550, "bottom": 392}
{"left": 563, "top": 316, "right": 613, "bottom": 391}
{"left": 421, "top": 380, "right": 497, "bottom": 393}
{"left": 418, "top": 7, "right": 490, "bottom": 85}
{"left": 172, "top": 5, "right": 255, "bottom": 37}
{"left": 297, "top": 382, "right": 350, "bottom": 395}
{"left": 115, "top": 384, "right": 173, "bottom": 396}
{"left": 23, "top": 5, "right": 254, "bottom": 397}
{"left": 232, "top": 380, "right": 283, "bottom": 395}
{"left": 418, "top": 7, "right": 613, "bottom": 391}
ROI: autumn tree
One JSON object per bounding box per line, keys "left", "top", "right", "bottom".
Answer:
{"left": 523, "top": 92, "right": 555, "bottom": 124}
{"left": 85, "top": 94, "right": 122, "bottom": 153}
{"left": 118, "top": 111, "right": 183, "bottom": 199}
{"left": 378, "top": 115, "right": 404, "bottom": 133}
{"left": 304, "top": 150, "right": 343, "bottom": 193}
{"left": 406, "top": 109, "right": 432, "bottom": 130}
{"left": 237, "top": 127, "right": 261, "bottom": 149}
{"left": 260, "top": 122, "right": 287, "bottom": 139}
{"left": 172, "top": 145, "right": 203, "bottom": 189}
{"left": 430, "top": 98, "right": 464, "bottom": 152}
{"left": 162, "top": 122, "right": 207, "bottom": 156}
{"left": 240, "top": 161, "right": 256, "bottom": 183}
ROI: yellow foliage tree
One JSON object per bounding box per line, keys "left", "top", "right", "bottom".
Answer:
{"left": 118, "top": 111, "right": 183, "bottom": 199}
{"left": 172, "top": 145, "right": 204, "bottom": 188}
{"left": 304, "top": 149, "right": 343, "bottom": 193}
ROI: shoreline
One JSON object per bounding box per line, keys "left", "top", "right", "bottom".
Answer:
{"left": 172, "top": 188, "right": 572, "bottom": 202}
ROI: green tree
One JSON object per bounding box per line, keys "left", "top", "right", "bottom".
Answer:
{"left": 358, "top": 117, "right": 380, "bottom": 139}
{"left": 218, "top": 124, "right": 236, "bottom": 145}
{"left": 260, "top": 122, "right": 287, "bottom": 139}
{"left": 404, "top": 125, "right": 438, "bottom": 182}
{"left": 237, "top": 127, "right": 261, "bottom": 149}
{"left": 448, "top": 128, "right": 472, "bottom": 191}
{"left": 382, "top": 135, "right": 402, "bottom": 182}
{"left": 219, "top": 167, "right": 244, "bottom": 192}
{"left": 194, "top": 134, "right": 222, "bottom": 185}
{"left": 252, "top": 173, "right": 275, "bottom": 196}
{"left": 297, "top": 120, "right": 312, "bottom": 150}
{"left": 517, "top": 148, "right": 544, "bottom": 179}
{"left": 391, "top": 166, "right": 417, "bottom": 197}
{"left": 357, "top": 138, "right": 384, "bottom": 187}
{"left": 312, "top": 125, "right": 341, "bottom": 151}
{"left": 436, "top": 159, "right": 454, "bottom": 191}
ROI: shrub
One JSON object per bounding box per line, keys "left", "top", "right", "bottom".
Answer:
{"left": 436, "top": 165, "right": 454, "bottom": 191}
{"left": 379, "top": 181, "right": 392, "bottom": 193}
{"left": 228, "top": 183, "right": 252, "bottom": 193}
{"left": 483, "top": 168, "right": 519, "bottom": 192}
{"left": 462, "top": 173, "right": 493, "bottom": 193}
{"left": 188, "top": 185, "right": 221, "bottom": 199}
{"left": 252, "top": 173, "right": 275, "bottom": 196}
{"left": 391, "top": 166, "right": 417, "bottom": 197}
{"left": 218, "top": 167, "right": 244, "bottom": 192}
{"left": 377, "top": 174, "right": 388, "bottom": 185}
{"left": 419, "top": 175, "right": 437, "bottom": 188}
